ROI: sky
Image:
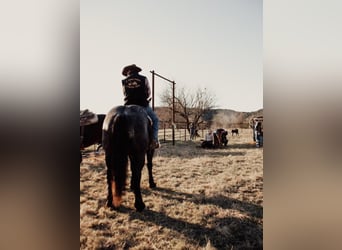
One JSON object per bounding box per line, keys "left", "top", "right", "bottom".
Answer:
{"left": 80, "top": 0, "right": 262, "bottom": 114}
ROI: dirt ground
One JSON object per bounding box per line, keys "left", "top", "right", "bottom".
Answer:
{"left": 80, "top": 129, "right": 263, "bottom": 249}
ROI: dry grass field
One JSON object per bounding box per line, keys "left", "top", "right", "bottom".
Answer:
{"left": 80, "top": 129, "right": 263, "bottom": 249}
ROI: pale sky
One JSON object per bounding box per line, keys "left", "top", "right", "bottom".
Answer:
{"left": 80, "top": 0, "right": 262, "bottom": 114}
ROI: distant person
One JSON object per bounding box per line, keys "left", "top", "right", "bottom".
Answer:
{"left": 190, "top": 123, "right": 196, "bottom": 140}
{"left": 201, "top": 129, "right": 214, "bottom": 148}
{"left": 121, "top": 64, "right": 160, "bottom": 149}
{"left": 255, "top": 121, "right": 263, "bottom": 148}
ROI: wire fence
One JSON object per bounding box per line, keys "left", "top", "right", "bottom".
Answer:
{"left": 159, "top": 121, "right": 251, "bottom": 143}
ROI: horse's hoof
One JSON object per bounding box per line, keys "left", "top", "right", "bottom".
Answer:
{"left": 135, "top": 202, "right": 145, "bottom": 212}
{"left": 149, "top": 182, "right": 156, "bottom": 188}
{"left": 106, "top": 202, "right": 121, "bottom": 211}
{"left": 106, "top": 201, "right": 114, "bottom": 209}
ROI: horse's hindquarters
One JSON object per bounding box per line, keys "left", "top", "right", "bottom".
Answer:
{"left": 103, "top": 105, "right": 152, "bottom": 211}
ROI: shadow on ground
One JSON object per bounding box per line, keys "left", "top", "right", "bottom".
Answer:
{"left": 105, "top": 187, "right": 263, "bottom": 249}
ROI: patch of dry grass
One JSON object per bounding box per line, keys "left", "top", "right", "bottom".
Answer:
{"left": 80, "top": 129, "right": 263, "bottom": 249}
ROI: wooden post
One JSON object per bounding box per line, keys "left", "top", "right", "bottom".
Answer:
{"left": 151, "top": 70, "right": 155, "bottom": 111}
{"left": 163, "top": 122, "right": 166, "bottom": 142}
{"left": 172, "top": 81, "right": 175, "bottom": 145}
{"left": 150, "top": 70, "right": 176, "bottom": 145}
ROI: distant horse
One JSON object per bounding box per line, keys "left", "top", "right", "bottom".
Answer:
{"left": 220, "top": 129, "right": 228, "bottom": 146}
{"left": 213, "top": 128, "right": 228, "bottom": 147}
{"left": 80, "top": 114, "right": 106, "bottom": 149}
{"left": 102, "top": 105, "right": 156, "bottom": 212}
{"left": 231, "top": 128, "right": 239, "bottom": 136}
{"left": 80, "top": 114, "right": 106, "bottom": 163}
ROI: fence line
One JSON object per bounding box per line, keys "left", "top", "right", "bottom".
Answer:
{"left": 159, "top": 121, "right": 250, "bottom": 143}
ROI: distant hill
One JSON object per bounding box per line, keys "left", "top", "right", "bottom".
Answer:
{"left": 155, "top": 107, "right": 263, "bottom": 128}
{"left": 204, "top": 108, "right": 263, "bottom": 128}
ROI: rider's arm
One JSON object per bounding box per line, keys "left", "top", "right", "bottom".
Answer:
{"left": 145, "top": 77, "right": 151, "bottom": 99}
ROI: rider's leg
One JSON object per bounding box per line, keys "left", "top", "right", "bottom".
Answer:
{"left": 145, "top": 105, "right": 159, "bottom": 144}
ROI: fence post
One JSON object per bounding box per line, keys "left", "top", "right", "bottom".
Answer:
{"left": 163, "top": 122, "right": 166, "bottom": 142}
{"left": 151, "top": 70, "right": 155, "bottom": 110}
{"left": 172, "top": 81, "right": 175, "bottom": 145}
{"left": 150, "top": 71, "right": 176, "bottom": 145}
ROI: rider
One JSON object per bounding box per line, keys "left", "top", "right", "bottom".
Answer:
{"left": 121, "top": 64, "right": 160, "bottom": 149}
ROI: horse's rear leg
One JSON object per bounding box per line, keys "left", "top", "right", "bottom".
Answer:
{"left": 130, "top": 155, "right": 146, "bottom": 212}
{"left": 106, "top": 166, "right": 116, "bottom": 208}
{"left": 147, "top": 149, "right": 156, "bottom": 188}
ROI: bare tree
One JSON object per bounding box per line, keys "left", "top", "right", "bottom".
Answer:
{"left": 160, "top": 86, "right": 216, "bottom": 131}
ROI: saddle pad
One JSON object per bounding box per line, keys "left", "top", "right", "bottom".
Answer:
{"left": 80, "top": 109, "right": 98, "bottom": 126}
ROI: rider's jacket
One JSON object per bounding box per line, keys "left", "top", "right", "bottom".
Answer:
{"left": 122, "top": 73, "right": 149, "bottom": 107}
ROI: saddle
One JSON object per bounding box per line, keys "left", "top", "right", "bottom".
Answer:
{"left": 80, "top": 109, "right": 98, "bottom": 126}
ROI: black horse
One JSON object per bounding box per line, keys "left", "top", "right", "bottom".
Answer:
{"left": 231, "top": 128, "right": 239, "bottom": 136}
{"left": 102, "top": 105, "right": 156, "bottom": 212}
{"left": 214, "top": 128, "right": 228, "bottom": 147}
{"left": 80, "top": 114, "right": 106, "bottom": 163}
{"left": 80, "top": 114, "right": 106, "bottom": 149}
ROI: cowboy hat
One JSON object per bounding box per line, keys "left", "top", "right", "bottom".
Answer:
{"left": 122, "top": 64, "right": 142, "bottom": 76}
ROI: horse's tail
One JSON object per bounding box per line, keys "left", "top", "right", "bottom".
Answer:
{"left": 115, "top": 113, "right": 130, "bottom": 204}
{"left": 103, "top": 112, "right": 130, "bottom": 207}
